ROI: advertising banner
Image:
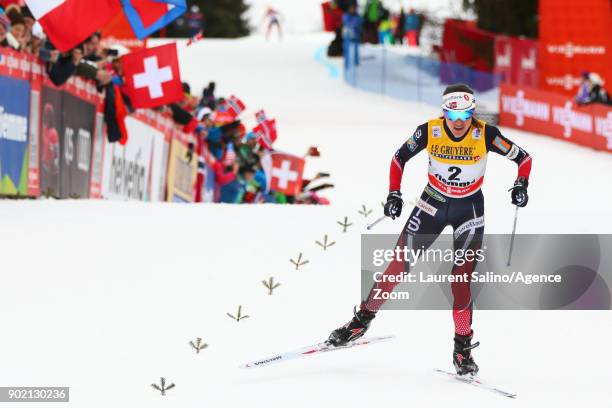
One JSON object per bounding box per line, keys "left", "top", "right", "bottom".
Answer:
{"left": 60, "top": 91, "right": 96, "bottom": 198}
{"left": 500, "top": 83, "right": 612, "bottom": 153}
{"left": 27, "top": 58, "right": 44, "bottom": 197}
{"left": 0, "top": 50, "right": 32, "bottom": 196}
{"left": 494, "top": 35, "right": 538, "bottom": 88}
{"left": 89, "top": 109, "right": 106, "bottom": 199}
{"left": 539, "top": 0, "right": 612, "bottom": 95}
{"left": 166, "top": 138, "right": 196, "bottom": 203}
{"left": 39, "top": 85, "right": 63, "bottom": 197}
{"left": 38, "top": 77, "right": 98, "bottom": 198}
{"left": 101, "top": 113, "right": 168, "bottom": 201}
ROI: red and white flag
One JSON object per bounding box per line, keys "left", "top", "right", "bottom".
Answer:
{"left": 121, "top": 43, "right": 183, "bottom": 109}
{"left": 225, "top": 95, "right": 246, "bottom": 118}
{"left": 255, "top": 109, "right": 268, "bottom": 123}
{"left": 261, "top": 152, "right": 305, "bottom": 196}
{"left": 187, "top": 30, "right": 204, "bottom": 46}
{"left": 212, "top": 95, "right": 246, "bottom": 124}
{"left": 25, "top": 0, "right": 121, "bottom": 52}
{"left": 253, "top": 119, "right": 277, "bottom": 150}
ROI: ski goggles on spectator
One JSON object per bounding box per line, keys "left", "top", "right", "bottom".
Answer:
{"left": 444, "top": 108, "right": 475, "bottom": 122}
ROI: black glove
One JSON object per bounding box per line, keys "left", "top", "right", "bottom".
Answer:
{"left": 384, "top": 190, "right": 403, "bottom": 219}
{"left": 509, "top": 177, "right": 529, "bottom": 207}
{"left": 186, "top": 142, "right": 194, "bottom": 163}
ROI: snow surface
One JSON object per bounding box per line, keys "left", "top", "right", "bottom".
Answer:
{"left": 1, "top": 34, "right": 612, "bottom": 407}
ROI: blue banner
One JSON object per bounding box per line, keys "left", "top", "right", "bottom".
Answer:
{"left": 0, "top": 75, "right": 30, "bottom": 195}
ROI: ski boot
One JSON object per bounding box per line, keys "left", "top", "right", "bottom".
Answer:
{"left": 327, "top": 306, "right": 376, "bottom": 347}
{"left": 453, "top": 331, "right": 480, "bottom": 376}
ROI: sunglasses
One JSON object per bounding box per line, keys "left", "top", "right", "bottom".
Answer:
{"left": 444, "top": 108, "right": 475, "bottom": 122}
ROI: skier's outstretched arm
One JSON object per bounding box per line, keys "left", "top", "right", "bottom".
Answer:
{"left": 485, "top": 125, "right": 532, "bottom": 207}
{"left": 385, "top": 123, "right": 428, "bottom": 218}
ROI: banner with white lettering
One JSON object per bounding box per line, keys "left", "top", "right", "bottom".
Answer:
{"left": 0, "top": 49, "right": 32, "bottom": 196}
{"left": 500, "top": 83, "right": 612, "bottom": 153}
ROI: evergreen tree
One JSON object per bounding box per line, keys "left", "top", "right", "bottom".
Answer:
{"left": 193, "top": 0, "right": 250, "bottom": 38}
{"left": 463, "top": 0, "right": 538, "bottom": 38}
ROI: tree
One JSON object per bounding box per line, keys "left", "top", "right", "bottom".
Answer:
{"left": 462, "top": 0, "right": 538, "bottom": 38}
{"left": 194, "top": 0, "right": 250, "bottom": 38}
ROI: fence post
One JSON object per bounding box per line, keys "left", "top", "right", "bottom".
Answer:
{"left": 381, "top": 43, "right": 386, "bottom": 95}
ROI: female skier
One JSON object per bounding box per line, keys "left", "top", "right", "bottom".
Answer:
{"left": 327, "top": 83, "right": 532, "bottom": 376}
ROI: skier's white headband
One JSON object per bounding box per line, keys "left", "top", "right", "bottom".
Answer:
{"left": 442, "top": 92, "right": 476, "bottom": 112}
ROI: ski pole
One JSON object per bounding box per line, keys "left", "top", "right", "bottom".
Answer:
{"left": 506, "top": 206, "right": 519, "bottom": 266}
{"left": 366, "top": 215, "right": 387, "bottom": 230}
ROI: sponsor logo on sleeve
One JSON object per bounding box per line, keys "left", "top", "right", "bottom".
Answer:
{"left": 506, "top": 144, "right": 520, "bottom": 160}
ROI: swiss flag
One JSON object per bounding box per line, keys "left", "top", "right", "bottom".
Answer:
{"left": 25, "top": 0, "right": 121, "bottom": 52}
{"left": 262, "top": 152, "right": 305, "bottom": 196}
{"left": 121, "top": 43, "right": 183, "bottom": 109}
{"left": 253, "top": 119, "right": 277, "bottom": 150}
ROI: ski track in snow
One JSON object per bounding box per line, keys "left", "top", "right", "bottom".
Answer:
{"left": 1, "top": 34, "right": 611, "bottom": 407}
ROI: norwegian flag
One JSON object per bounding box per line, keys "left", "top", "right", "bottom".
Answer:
{"left": 225, "top": 95, "right": 246, "bottom": 118}
{"left": 261, "top": 152, "right": 305, "bottom": 196}
{"left": 253, "top": 119, "right": 277, "bottom": 150}
{"left": 187, "top": 30, "right": 204, "bottom": 46}
{"left": 212, "top": 95, "right": 246, "bottom": 124}
{"left": 121, "top": 43, "right": 183, "bottom": 109}
{"left": 255, "top": 109, "right": 268, "bottom": 123}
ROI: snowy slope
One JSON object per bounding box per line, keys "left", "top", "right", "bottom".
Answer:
{"left": 1, "top": 34, "right": 611, "bottom": 408}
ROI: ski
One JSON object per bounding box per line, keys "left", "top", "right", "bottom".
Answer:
{"left": 240, "top": 336, "right": 395, "bottom": 369}
{"left": 434, "top": 369, "right": 517, "bottom": 399}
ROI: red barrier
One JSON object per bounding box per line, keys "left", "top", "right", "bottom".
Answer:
{"left": 441, "top": 19, "right": 495, "bottom": 72}
{"left": 499, "top": 83, "right": 612, "bottom": 153}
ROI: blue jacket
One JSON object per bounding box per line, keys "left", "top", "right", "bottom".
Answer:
{"left": 343, "top": 13, "right": 362, "bottom": 42}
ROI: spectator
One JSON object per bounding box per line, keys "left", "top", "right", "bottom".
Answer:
{"left": 0, "top": 9, "right": 9, "bottom": 47}
{"left": 404, "top": 8, "right": 420, "bottom": 46}
{"left": 342, "top": 3, "right": 362, "bottom": 69}
{"left": 378, "top": 7, "right": 392, "bottom": 45}
{"left": 186, "top": 5, "right": 203, "bottom": 37}
{"left": 29, "top": 21, "right": 45, "bottom": 55}
{"left": 393, "top": 8, "right": 406, "bottom": 45}
{"left": 201, "top": 81, "right": 216, "bottom": 110}
{"left": 5, "top": 6, "right": 25, "bottom": 50}
{"left": 362, "top": 0, "right": 380, "bottom": 44}
{"left": 576, "top": 72, "right": 611, "bottom": 106}
{"left": 83, "top": 32, "right": 103, "bottom": 62}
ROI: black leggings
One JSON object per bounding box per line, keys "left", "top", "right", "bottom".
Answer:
{"left": 363, "top": 186, "right": 485, "bottom": 335}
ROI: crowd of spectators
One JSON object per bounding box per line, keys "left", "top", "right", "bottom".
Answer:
{"left": 0, "top": 4, "right": 332, "bottom": 205}
{"left": 177, "top": 82, "right": 333, "bottom": 205}
{"left": 328, "top": 0, "right": 424, "bottom": 59}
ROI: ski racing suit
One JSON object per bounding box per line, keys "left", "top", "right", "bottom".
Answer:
{"left": 362, "top": 118, "right": 532, "bottom": 336}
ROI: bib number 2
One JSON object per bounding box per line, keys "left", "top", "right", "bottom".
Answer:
{"left": 448, "top": 166, "right": 462, "bottom": 181}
